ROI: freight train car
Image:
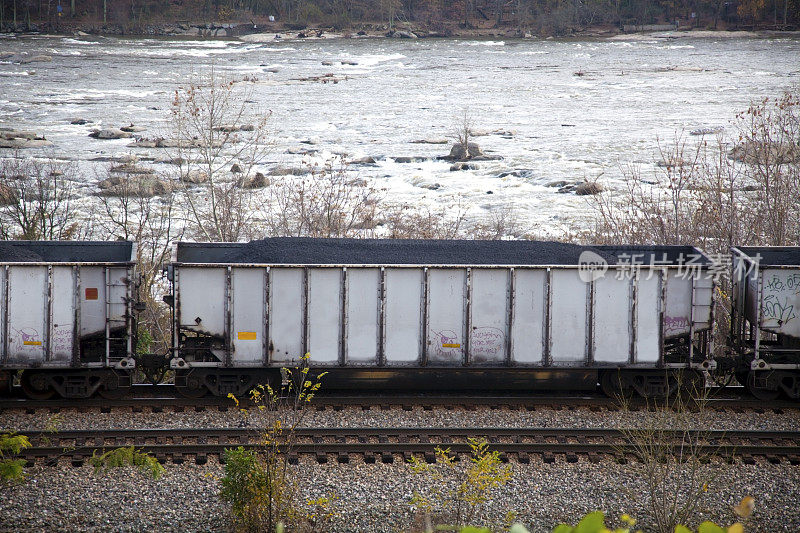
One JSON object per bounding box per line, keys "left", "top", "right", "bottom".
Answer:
{"left": 0, "top": 241, "right": 137, "bottom": 399}
{"left": 731, "top": 247, "right": 800, "bottom": 400}
{"left": 166, "top": 238, "right": 715, "bottom": 398}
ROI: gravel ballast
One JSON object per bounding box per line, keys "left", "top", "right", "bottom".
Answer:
{"left": 3, "top": 404, "right": 799, "bottom": 432}
{"left": 1, "top": 458, "right": 798, "bottom": 532}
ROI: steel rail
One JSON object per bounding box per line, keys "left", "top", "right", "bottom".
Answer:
{"left": 1, "top": 390, "right": 797, "bottom": 412}
{"left": 11, "top": 427, "right": 800, "bottom": 465}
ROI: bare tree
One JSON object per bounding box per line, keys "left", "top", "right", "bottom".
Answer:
{"left": 166, "top": 68, "right": 272, "bottom": 242}
{"left": 0, "top": 155, "right": 80, "bottom": 240}
{"left": 97, "top": 169, "right": 183, "bottom": 355}
{"left": 264, "top": 158, "right": 381, "bottom": 238}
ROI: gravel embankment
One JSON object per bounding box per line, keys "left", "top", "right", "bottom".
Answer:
{"left": 2, "top": 405, "right": 799, "bottom": 432}
{"left": 1, "top": 458, "right": 798, "bottom": 532}
{"left": 2, "top": 405, "right": 798, "bottom": 531}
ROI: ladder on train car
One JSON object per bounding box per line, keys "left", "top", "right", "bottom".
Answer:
{"left": 689, "top": 275, "right": 714, "bottom": 361}
{"left": 105, "top": 267, "right": 130, "bottom": 364}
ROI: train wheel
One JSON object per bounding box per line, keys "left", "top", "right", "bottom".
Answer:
{"left": 21, "top": 372, "right": 56, "bottom": 400}
{"left": 746, "top": 372, "right": 779, "bottom": 401}
{"left": 176, "top": 372, "right": 208, "bottom": 399}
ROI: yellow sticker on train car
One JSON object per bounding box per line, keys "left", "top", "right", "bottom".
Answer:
{"left": 237, "top": 332, "right": 257, "bottom": 340}
{"left": 442, "top": 343, "right": 461, "bottom": 348}
{"left": 23, "top": 341, "right": 42, "bottom": 346}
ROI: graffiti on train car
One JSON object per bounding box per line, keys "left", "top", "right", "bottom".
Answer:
{"left": 471, "top": 327, "right": 505, "bottom": 358}
{"left": 664, "top": 315, "right": 690, "bottom": 334}
{"left": 763, "top": 273, "right": 800, "bottom": 326}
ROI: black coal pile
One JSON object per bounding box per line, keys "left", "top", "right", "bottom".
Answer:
{"left": 0, "top": 241, "right": 133, "bottom": 263}
{"left": 736, "top": 247, "right": 800, "bottom": 266}
{"left": 0, "top": 242, "right": 44, "bottom": 262}
{"left": 209, "top": 238, "right": 618, "bottom": 266}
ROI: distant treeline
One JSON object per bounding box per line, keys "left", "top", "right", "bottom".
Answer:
{"left": 1, "top": 0, "right": 798, "bottom": 33}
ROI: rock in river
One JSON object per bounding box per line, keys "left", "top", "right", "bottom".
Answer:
{"left": 89, "top": 128, "right": 132, "bottom": 140}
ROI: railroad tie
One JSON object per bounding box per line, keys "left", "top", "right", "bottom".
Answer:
{"left": 132, "top": 405, "right": 143, "bottom": 413}
{"left": 379, "top": 436, "right": 392, "bottom": 463}
{"left": 152, "top": 406, "right": 163, "bottom": 413}
{"left": 400, "top": 433, "right": 412, "bottom": 463}
{"left": 313, "top": 436, "right": 327, "bottom": 463}
{"left": 543, "top": 451, "right": 555, "bottom": 464}
{"left": 418, "top": 434, "right": 435, "bottom": 463}
{"left": 71, "top": 454, "right": 84, "bottom": 467}
{"left": 173, "top": 405, "right": 184, "bottom": 413}
{"left": 336, "top": 437, "right": 348, "bottom": 463}
{"left": 194, "top": 405, "right": 205, "bottom": 412}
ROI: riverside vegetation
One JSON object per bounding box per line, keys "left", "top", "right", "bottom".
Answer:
{"left": 1, "top": 0, "right": 797, "bottom": 36}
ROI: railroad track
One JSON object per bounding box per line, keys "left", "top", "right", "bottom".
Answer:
{"left": 10, "top": 427, "right": 800, "bottom": 466}
{"left": 1, "top": 389, "right": 796, "bottom": 413}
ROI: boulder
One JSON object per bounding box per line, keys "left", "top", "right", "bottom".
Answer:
{"left": 21, "top": 55, "right": 52, "bottom": 63}
{"left": 0, "top": 129, "right": 37, "bottom": 140}
{"left": 394, "top": 156, "right": 427, "bottom": 163}
{"left": 267, "top": 166, "right": 305, "bottom": 177}
{"left": 445, "top": 142, "right": 483, "bottom": 161}
{"left": 120, "top": 124, "right": 147, "bottom": 133}
{"left": 181, "top": 170, "right": 209, "bottom": 184}
{"left": 0, "top": 129, "right": 53, "bottom": 149}
{"left": 89, "top": 128, "right": 132, "bottom": 140}
{"left": 241, "top": 172, "right": 269, "bottom": 189}
{"left": 110, "top": 163, "right": 155, "bottom": 175}
{"left": 419, "top": 182, "right": 441, "bottom": 190}
{"left": 97, "top": 175, "right": 172, "bottom": 197}
{"left": 728, "top": 141, "right": 799, "bottom": 165}
{"left": 349, "top": 156, "right": 376, "bottom": 165}
{"left": 575, "top": 181, "right": 604, "bottom": 196}
{"left": 450, "top": 162, "right": 478, "bottom": 171}
{"left": 70, "top": 118, "right": 91, "bottom": 125}
{"left": 231, "top": 163, "right": 243, "bottom": 173}
{"left": 411, "top": 137, "right": 448, "bottom": 144}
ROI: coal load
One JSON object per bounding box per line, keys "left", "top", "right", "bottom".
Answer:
{"left": 0, "top": 242, "right": 44, "bottom": 262}
{"left": 209, "top": 237, "right": 618, "bottom": 266}
{"left": 0, "top": 241, "right": 133, "bottom": 263}
{"left": 736, "top": 247, "right": 800, "bottom": 266}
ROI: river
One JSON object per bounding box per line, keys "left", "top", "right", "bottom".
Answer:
{"left": 1, "top": 32, "right": 798, "bottom": 236}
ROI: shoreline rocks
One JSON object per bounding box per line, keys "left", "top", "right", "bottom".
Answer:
{"left": 0, "top": 128, "right": 53, "bottom": 148}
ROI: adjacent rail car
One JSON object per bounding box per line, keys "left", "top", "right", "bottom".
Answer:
{"left": 731, "top": 247, "right": 800, "bottom": 400}
{"left": 0, "top": 241, "right": 137, "bottom": 399}
{"left": 167, "top": 238, "right": 715, "bottom": 398}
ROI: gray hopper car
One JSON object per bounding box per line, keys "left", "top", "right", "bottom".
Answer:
{"left": 167, "top": 238, "right": 715, "bottom": 398}
{"left": 731, "top": 247, "right": 800, "bottom": 400}
{"left": 0, "top": 241, "right": 137, "bottom": 398}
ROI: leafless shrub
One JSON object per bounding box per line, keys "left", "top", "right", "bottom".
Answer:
{"left": 381, "top": 199, "right": 469, "bottom": 239}
{"left": 617, "top": 373, "right": 722, "bottom": 533}
{"left": 452, "top": 109, "right": 474, "bottom": 152}
{"left": 0, "top": 155, "right": 80, "bottom": 240}
{"left": 263, "top": 158, "right": 381, "bottom": 238}
{"left": 166, "top": 68, "right": 272, "bottom": 242}
{"left": 732, "top": 91, "right": 800, "bottom": 246}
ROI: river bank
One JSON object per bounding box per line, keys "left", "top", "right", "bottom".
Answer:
{"left": 2, "top": 18, "right": 798, "bottom": 41}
